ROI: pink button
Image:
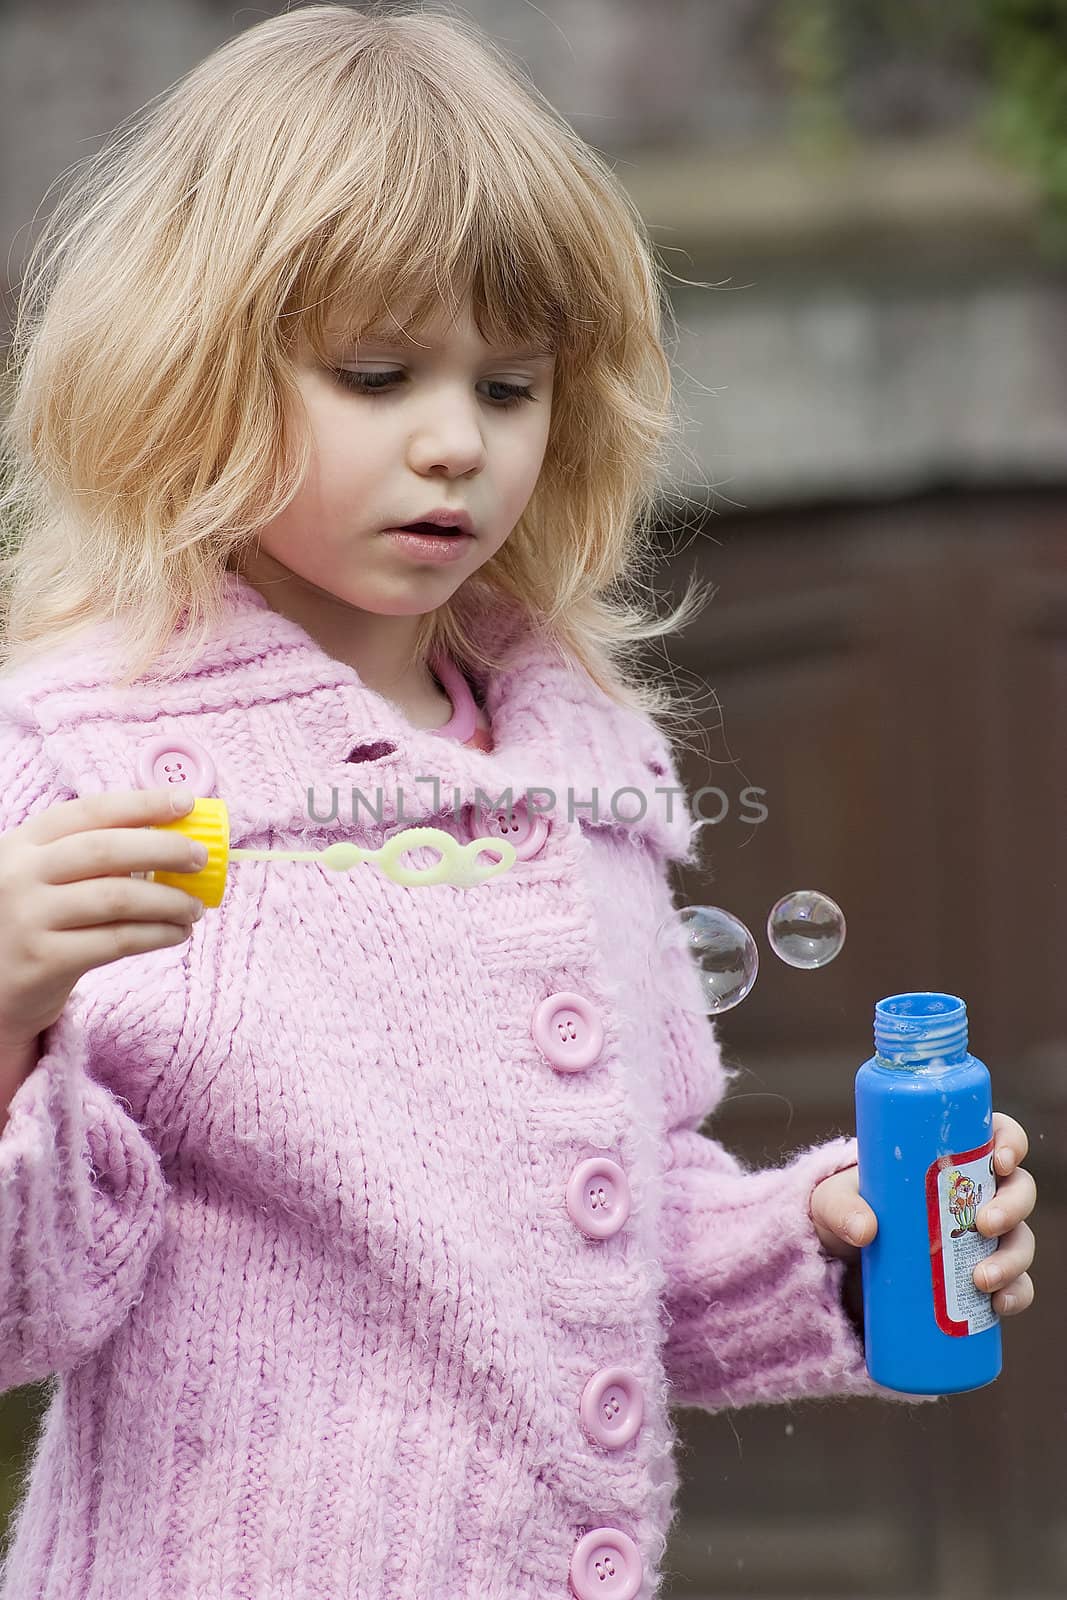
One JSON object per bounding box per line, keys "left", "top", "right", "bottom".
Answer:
{"left": 473, "top": 796, "right": 549, "bottom": 861}
{"left": 136, "top": 735, "right": 216, "bottom": 797}
{"left": 565, "top": 1157, "right": 631, "bottom": 1240}
{"left": 569, "top": 1527, "right": 642, "bottom": 1600}
{"left": 531, "top": 992, "right": 604, "bottom": 1073}
{"left": 579, "top": 1366, "right": 644, "bottom": 1449}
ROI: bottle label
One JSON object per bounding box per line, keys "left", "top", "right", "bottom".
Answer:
{"left": 925, "top": 1139, "right": 1000, "bottom": 1336}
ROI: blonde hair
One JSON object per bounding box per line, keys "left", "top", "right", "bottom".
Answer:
{"left": 0, "top": 1, "right": 715, "bottom": 739}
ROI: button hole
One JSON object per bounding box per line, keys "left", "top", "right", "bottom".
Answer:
{"left": 346, "top": 740, "right": 397, "bottom": 764}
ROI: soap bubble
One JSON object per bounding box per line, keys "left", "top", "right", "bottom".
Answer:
{"left": 766, "top": 890, "right": 846, "bottom": 969}
{"left": 651, "top": 906, "right": 759, "bottom": 1015}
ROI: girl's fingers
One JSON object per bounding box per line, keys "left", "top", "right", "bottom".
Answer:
{"left": 994, "top": 1272, "right": 1035, "bottom": 1317}
{"left": 978, "top": 1168, "right": 1038, "bottom": 1236}
{"left": 809, "top": 1167, "right": 877, "bottom": 1254}
{"left": 974, "top": 1221, "right": 1035, "bottom": 1294}
{"left": 41, "top": 825, "right": 205, "bottom": 886}
{"left": 991, "top": 1111, "right": 1029, "bottom": 1171}
{"left": 42, "top": 876, "right": 205, "bottom": 931}
{"left": 22, "top": 787, "right": 194, "bottom": 848}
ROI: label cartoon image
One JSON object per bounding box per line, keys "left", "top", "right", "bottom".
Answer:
{"left": 925, "top": 1139, "right": 1000, "bottom": 1337}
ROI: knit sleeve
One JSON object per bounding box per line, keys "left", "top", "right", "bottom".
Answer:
{"left": 0, "top": 703, "right": 170, "bottom": 1391}
{"left": 652, "top": 863, "right": 942, "bottom": 1412}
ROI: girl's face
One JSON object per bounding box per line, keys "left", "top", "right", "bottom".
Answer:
{"left": 244, "top": 300, "right": 554, "bottom": 619}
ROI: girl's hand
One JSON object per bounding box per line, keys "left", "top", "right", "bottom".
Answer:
{"left": 0, "top": 787, "right": 207, "bottom": 1056}
{"left": 809, "top": 1112, "right": 1037, "bottom": 1317}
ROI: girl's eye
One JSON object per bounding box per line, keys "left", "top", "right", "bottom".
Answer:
{"left": 332, "top": 369, "right": 537, "bottom": 409}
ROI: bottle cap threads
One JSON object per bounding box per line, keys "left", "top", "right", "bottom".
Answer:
{"left": 874, "top": 991, "right": 968, "bottom": 1067}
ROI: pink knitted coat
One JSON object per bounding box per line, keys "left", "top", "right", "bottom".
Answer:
{"left": 0, "top": 573, "right": 932, "bottom": 1600}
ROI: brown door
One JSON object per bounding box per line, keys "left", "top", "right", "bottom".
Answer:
{"left": 657, "top": 488, "right": 1063, "bottom": 1598}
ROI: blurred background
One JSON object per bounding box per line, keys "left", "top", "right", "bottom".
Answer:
{"left": 1, "top": 2, "right": 1064, "bottom": 1596}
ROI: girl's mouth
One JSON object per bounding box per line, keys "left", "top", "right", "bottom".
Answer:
{"left": 382, "top": 526, "right": 474, "bottom": 563}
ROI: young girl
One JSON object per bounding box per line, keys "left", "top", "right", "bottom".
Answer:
{"left": 0, "top": 7, "right": 1037, "bottom": 1598}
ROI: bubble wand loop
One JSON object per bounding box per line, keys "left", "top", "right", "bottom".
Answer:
{"left": 142, "top": 797, "right": 516, "bottom": 905}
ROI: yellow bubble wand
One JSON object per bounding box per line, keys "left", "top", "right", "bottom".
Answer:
{"left": 145, "top": 797, "right": 515, "bottom": 907}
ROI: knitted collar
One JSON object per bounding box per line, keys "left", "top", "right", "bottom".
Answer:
{"left": 9, "top": 572, "right": 697, "bottom": 862}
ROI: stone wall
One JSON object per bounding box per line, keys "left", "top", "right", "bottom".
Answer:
{"left": 2, "top": 0, "right": 1062, "bottom": 509}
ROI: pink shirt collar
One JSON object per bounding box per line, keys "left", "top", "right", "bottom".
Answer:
{"left": 5, "top": 570, "right": 694, "bottom": 862}
{"left": 427, "top": 651, "right": 478, "bottom": 743}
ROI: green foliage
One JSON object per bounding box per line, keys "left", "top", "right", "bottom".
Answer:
{"left": 777, "top": 0, "right": 854, "bottom": 156}
{"left": 775, "top": 0, "right": 1067, "bottom": 254}
{"left": 980, "top": 0, "right": 1067, "bottom": 253}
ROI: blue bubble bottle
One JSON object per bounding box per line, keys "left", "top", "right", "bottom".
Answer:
{"left": 854, "top": 992, "right": 1002, "bottom": 1395}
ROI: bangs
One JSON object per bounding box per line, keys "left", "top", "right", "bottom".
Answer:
{"left": 280, "top": 30, "right": 613, "bottom": 371}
